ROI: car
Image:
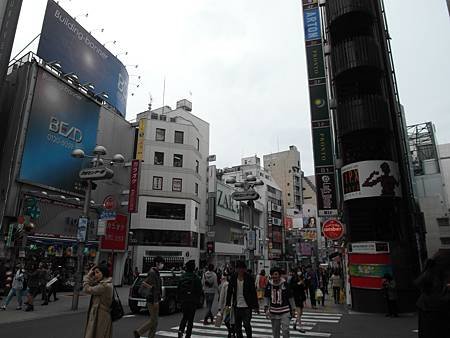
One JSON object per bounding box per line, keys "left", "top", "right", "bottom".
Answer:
{"left": 128, "top": 270, "right": 204, "bottom": 315}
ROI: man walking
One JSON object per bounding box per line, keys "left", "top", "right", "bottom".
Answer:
{"left": 1, "top": 265, "right": 24, "bottom": 310}
{"left": 225, "top": 261, "right": 259, "bottom": 338}
{"left": 177, "top": 260, "right": 202, "bottom": 338}
{"left": 202, "top": 263, "right": 218, "bottom": 325}
{"left": 265, "top": 267, "right": 296, "bottom": 338}
{"left": 305, "top": 266, "right": 318, "bottom": 309}
{"left": 134, "top": 256, "right": 165, "bottom": 338}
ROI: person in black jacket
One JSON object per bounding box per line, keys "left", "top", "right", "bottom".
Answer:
{"left": 289, "top": 269, "right": 307, "bottom": 333}
{"left": 225, "top": 261, "right": 258, "bottom": 338}
{"left": 415, "top": 251, "right": 450, "bottom": 338}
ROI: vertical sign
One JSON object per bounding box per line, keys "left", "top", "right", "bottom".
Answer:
{"left": 136, "top": 119, "right": 146, "bottom": 161}
{"left": 302, "top": 0, "right": 338, "bottom": 217}
{"left": 128, "top": 160, "right": 140, "bottom": 213}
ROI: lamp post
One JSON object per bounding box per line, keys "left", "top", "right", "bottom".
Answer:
{"left": 226, "top": 175, "right": 263, "bottom": 274}
{"left": 70, "top": 146, "right": 124, "bottom": 311}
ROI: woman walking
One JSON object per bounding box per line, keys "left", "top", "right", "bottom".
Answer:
{"left": 217, "top": 272, "right": 235, "bottom": 338}
{"left": 290, "top": 270, "right": 307, "bottom": 333}
{"left": 330, "top": 271, "right": 342, "bottom": 304}
{"left": 1, "top": 266, "right": 25, "bottom": 310}
{"left": 83, "top": 264, "right": 113, "bottom": 338}
{"left": 255, "top": 270, "right": 268, "bottom": 310}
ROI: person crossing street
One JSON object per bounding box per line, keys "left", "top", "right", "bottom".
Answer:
{"left": 202, "top": 264, "right": 218, "bottom": 325}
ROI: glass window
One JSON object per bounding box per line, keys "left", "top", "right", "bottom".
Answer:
{"left": 195, "top": 207, "right": 198, "bottom": 220}
{"left": 195, "top": 160, "right": 199, "bottom": 173}
{"left": 152, "top": 176, "right": 163, "bottom": 190}
{"left": 174, "top": 131, "right": 184, "bottom": 144}
{"left": 155, "top": 128, "right": 165, "bottom": 141}
{"left": 146, "top": 202, "right": 185, "bottom": 220}
{"left": 172, "top": 178, "right": 182, "bottom": 192}
{"left": 134, "top": 229, "right": 198, "bottom": 247}
{"left": 195, "top": 183, "right": 199, "bottom": 195}
{"left": 154, "top": 152, "right": 164, "bottom": 165}
{"left": 196, "top": 138, "right": 200, "bottom": 150}
{"left": 173, "top": 154, "right": 183, "bottom": 167}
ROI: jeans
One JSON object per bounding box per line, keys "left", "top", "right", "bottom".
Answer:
{"left": 333, "top": 287, "right": 340, "bottom": 304}
{"left": 270, "top": 312, "right": 290, "bottom": 338}
{"left": 137, "top": 303, "right": 159, "bottom": 338}
{"left": 204, "top": 293, "right": 215, "bottom": 321}
{"left": 234, "top": 307, "right": 252, "bottom": 338}
{"left": 3, "top": 288, "right": 23, "bottom": 307}
{"left": 179, "top": 302, "right": 197, "bottom": 337}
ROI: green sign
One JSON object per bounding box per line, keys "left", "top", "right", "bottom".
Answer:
{"left": 25, "top": 205, "right": 41, "bottom": 220}
{"left": 312, "top": 127, "right": 334, "bottom": 166}
{"left": 306, "top": 44, "right": 325, "bottom": 79}
{"left": 6, "top": 224, "right": 14, "bottom": 247}
{"left": 309, "top": 84, "right": 329, "bottom": 121}
{"left": 349, "top": 264, "right": 393, "bottom": 278}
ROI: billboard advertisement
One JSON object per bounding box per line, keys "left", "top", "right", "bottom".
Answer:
{"left": 37, "top": 0, "right": 129, "bottom": 117}
{"left": 128, "top": 160, "right": 140, "bottom": 213}
{"left": 100, "top": 214, "right": 128, "bottom": 251}
{"left": 303, "top": 7, "right": 321, "bottom": 41}
{"left": 341, "top": 160, "right": 402, "bottom": 201}
{"left": 19, "top": 69, "right": 100, "bottom": 194}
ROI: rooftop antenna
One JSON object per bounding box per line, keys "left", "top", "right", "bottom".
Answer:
{"left": 148, "top": 93, "right": 153, "bottom": 111}
{"left": 162, "top": 76, "right": 166, "bottom": 114}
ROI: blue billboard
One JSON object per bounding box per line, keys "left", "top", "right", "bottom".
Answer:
{"left": 37, "top": 0, "right": 129, "bottom": 117}
{"left": 19, "top": 69, "right": 100, "bottom": 194}
{"left": 303, "top": 8, "right": 321, "bottom": 41}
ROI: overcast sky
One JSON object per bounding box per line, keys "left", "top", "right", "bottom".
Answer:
{"left": 11, "top": 0, "right": 450, "bottom": 175}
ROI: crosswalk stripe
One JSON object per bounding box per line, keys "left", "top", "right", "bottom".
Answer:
{"left": 171, "top": 324, "right": 316, "bottom": 336}
{"left": 187, "top": 322, "right": 315, "bottom": 331}
{"left": 252, "top": 314, "right": 341, "bottom": 321}
{"left": 159, "top": 327, "right": 331, "bottom": 337}
{"left": 250, "top": 318, "right": 317, "bottom": 326}
{"left": 303, "top": 312, "right": 343, "bottom": 317}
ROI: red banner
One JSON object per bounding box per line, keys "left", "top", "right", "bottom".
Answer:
{"left": 100, "top": 214, "right": 128, "bottom": 251}
{"left": 128, "top": 159, "right": 140, "bottom": 213}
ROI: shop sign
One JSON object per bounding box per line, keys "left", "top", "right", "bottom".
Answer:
{"left": 97, "top": 219, "right": 107, "bottom": 236}
{"left": 349, "top": 264, "right": 393, "bottom": 278}
{"left": 247, "top": 230, "right": 256, "bottom": 250}
{"left": 100, "top": 209, "right": 116, "bottom": 221}
{"left": 100, "top": 214, "right": 128, "bottom": 251}
{"left": 77, "top": 217, "right": 88, "bottom": 241}
{"left": 103, "top": 195, "right": 117, "bottom": 210}
{"left": 349, "top": 242, "right": 390, "bottom": 254}
{"left": 136, "top": 119, "right": 146, "bottom": 161}
{"left": 322, "top": 219, "right": 345, "bottom": 240}
{"left": 128, "top": 160, "right": 140, "bottom": 213}
{"left": 6, "top": 224, "right": 14, "bottom": 247}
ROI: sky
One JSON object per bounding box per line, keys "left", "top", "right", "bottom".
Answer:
{"left": 10, "top": 0, "right": 450, "bottom": 175}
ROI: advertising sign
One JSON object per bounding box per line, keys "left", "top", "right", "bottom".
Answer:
{"left": 100, "top": 214, "right": 128, "bottom": 251}
{"left": 136, "top": 119, "right": 146, "bottom": 161}
{"left": 309, "top": 84, "right": 329, "bottom": 121}
{"left": 303, "top": 8, "right": 321, "bottom": 41}
{"left": 322, "top": 219, "right": 345, "bottom": 240}
{"left": 37, "top": 0, "right": 129, "bottom": 116}
{"left": 128, "top": 160, "right": 140, "bottom": 213}
{"left": 341, "top": 160, "right": 402, "bottom": 201}
{"left": 316, "top": 168, "right": 338, "bottom": 216}
{"left": 300, "top": 229, "right": 317, "bottom": 241}
{"left": 247, "top": 230, "right": 256, "bottom": 250}
{"left": 300, "top": 242, "right": 313, "bottom": 256}
{"left": 77, "top": 216, "right": 88, "bottom": 241}
{"left": 19, "top": 69, "right": 100, "bottom": 194}
{"left": 306, "top": 45, "right": 325, "bottom": 79}
{"left": 349, "top": 242, "right": 390, "bottom": 254}
{"left": 217, "top": 181, "right": 240, "bottom": 221}
{"left": 349, "top": 264, "right": 392, "bottom": 278}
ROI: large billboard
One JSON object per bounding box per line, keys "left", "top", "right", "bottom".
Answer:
{"left": 19, "top": 69, "right": 100, "bottom": 194}
{"left": 37, "top": 0, "right": 129, "bottom": 117}
{"left": 341, "top": 160, "right": 402, "bottom": 201}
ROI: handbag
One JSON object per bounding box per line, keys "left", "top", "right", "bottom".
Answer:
{"left": 214, "top": 311, "right": 223, "bottom": 327}
{"left": 315, "top": 288, "right": 324, "bottom": 299}
{"left": 46, "top": 277, "right": 58, "bottom": 289}
{"left": 110, "top": 287, "right": 124, "bottom": 322}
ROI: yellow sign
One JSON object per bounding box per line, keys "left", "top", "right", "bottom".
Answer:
{"left": 136, "top": 119, "right": 146, "bottom": 160}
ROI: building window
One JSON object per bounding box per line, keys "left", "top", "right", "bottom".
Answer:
{"left": 195, "top": 207, "right": 198, "bottom": 220}
{"left": 287, "top": 183, "right": 290, "bottom": 186}
{"left": 195, "top": 160, "right": 199, "bottom": 173}
{"left": 152, "top": 176, "right": 163, "bottom": 190}
{"left": 288, "top": 193, "right": 291, "bottom": 196}
{"left": 196, "top": 138, "right": 200, "bottom": 150}
{"left": 174, "top": 131, "right": 184, "bottom": 144}
{"left": 154, "top": 152, "right": 164, "bottom": 165}
{"left": 195, "top": 183, "right": 199, "bottom": 195}
{"left": 146, "top": 202, "right": 185, "bottom": 220}
{"left": 172, "top": 178, "right": 182, "bottom": 192}
{"left": 134, "top": 229, "right": 197, "bottom": 247}
{"left": 155, "top": 128, "right": 165, "bottom": 141}
{"left": 441, "top": 237, "right": 450, "bottom": 245}
{"left": 173, "top": 154, "right": 183, "bottom": 167}
{"left": 437, "top": 218, "right": 450, "bottom": 227}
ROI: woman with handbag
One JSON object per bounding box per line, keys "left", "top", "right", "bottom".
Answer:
{"left": 255, "top": 270, "right": 268, "bottom": 310}
{"left": 217, "top": 273, "right": 235, "bottom": 338}
{"left": 83, "top": 264, "right": 113, "bottom": 338}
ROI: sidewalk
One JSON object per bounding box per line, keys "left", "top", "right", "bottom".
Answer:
{"left": 0, "top": 286, "right": 130, "bottom": 325}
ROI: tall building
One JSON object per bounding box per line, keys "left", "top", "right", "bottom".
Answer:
{"left": 263, "top": 146, "right": 303, "bottom": 214}
{"left": 322, "top": 0, "right": 422, "bottom": 312}
{"left": 130, "top": 100, "right": 210, "bottom": 272}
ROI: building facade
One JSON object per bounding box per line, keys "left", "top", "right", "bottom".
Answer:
{"left": 130, "top": 100, "right": 209, "bottom": 272}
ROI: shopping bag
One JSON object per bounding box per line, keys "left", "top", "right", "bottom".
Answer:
{"left": 46, "top": 277, "right": 58, "bottom": 289}
{"left": 315, "top": 288, "right": 323, "bottom": 299}
{"left": 257, "top": 289, "right": 265, "bottom": 299}
{"left": 215, "top": 311, "right": 223, "bottom": 327}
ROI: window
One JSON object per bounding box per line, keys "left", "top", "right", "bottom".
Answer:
{"left": 154, "top": 152, "right": 164, "bottom": 165}
{"left": 195, "top": 160, "right": 199, "bottom": 173}
{"left": 174, "top": 131, "right": 184, "bottom": 144}
{"left": 146, "top": 202, "right": 185, "bottom": 220}
{"left": 287, "top": 183, "right": 290, "bottom": 186}
{"left": 172, "top": 178, "right": 182, "bottom": 192}
{"left": 195, "top": 183, "right": 199, "bottom": 195}
{"left": 441, "top": 237, "right": 450, "bottom": 245}
{"left": 152, "top": 176, "right": 163, "bottom": 190}
{"left": 196, "top": 138, "right": 200, "bottom": 151}
{"left": 437, "top": 218, "right": 450, "bottom": 227}
{"left": 155, "top": 128, "right": 165, "bottom": 141}
{"left": 173, "top": 154, "right": 183, "bottom": 167}
{"left": 288, "top": 193, "right": 291, "bottom": 196}
{"left": 134, "top": 229, "right": 197, "bottom": 247}
{"left": 195, "top": 207, "right": 198, "bottom": 220}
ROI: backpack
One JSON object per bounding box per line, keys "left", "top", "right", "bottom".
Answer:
{"left": 204, "top": 274, "right": 213, "bottom": 288}
{"left": 110, "top": 287, "right": 124, "bottom": 322}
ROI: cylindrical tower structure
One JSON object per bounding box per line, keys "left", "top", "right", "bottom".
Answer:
{"left": 323, "top": 0, "right": 423, "bottom": 312}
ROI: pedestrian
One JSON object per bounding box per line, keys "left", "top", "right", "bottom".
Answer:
{"left": 305, "top": 266, "right": 318, "bottom": 309}
{"left": 330, "top": 270, "right": 342, "bottom": 304}
{"left": 255, "top": 269, "right": 268, "bottom": 310}
{"left": 134, "top": 267, "right": 140, "bottom": 280}
{"left": 264, "top": 267, "right": 296, "bottom": 338}
{"left": 1, "top": 266, "right": 25, "bottom": 310}
{"left": 415, "top": 251, "right": 450, "bottom": 338}
{"left": 225, "top": 260, "right": 259, "bottom": 338}
{"left": 134, "top": 256, "right": 165, "bottom": 338}
{"left": 45, "top": 265, "right": 60, "bottom": 303}
{"left": 24, "top": 264, "right": 40, "bottom": 312}
{"left": 218, "top": 272, "right": 235, "bottom": 338}
{"left": 177, "top": 260, "right": 202, "bottom": 338}
{"left": 290, "top": 269, "right": 307, "bottom": 333}
{"left": 202, "top": 263, "right": 218, "bottom": 325}
{"left": 40, "top": 263, "right": 50, "bottom": 306}
{"left": 382, "top": 273, "right": 398, "bottom": 317}
{"left": 83, "top": 264, "right": 113, "bottom": 338}
{"left": 318, "top": 268, "right": 328, "bottom": 306}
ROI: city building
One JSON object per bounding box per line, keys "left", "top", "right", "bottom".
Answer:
{"left": 130, "top": 100, "right": 210, "bottom": 272}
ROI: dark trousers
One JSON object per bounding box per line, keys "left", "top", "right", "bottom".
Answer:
{"left": 204, "top": 293, "right": 215, "bottom": 321}
{"left": 234, "top": 307, "right": 252, "bottom": 338}
{"left": 320, "top": 287, "right": 326, "bottom": 306}
{"left": 309, "top": 287, "right": 316, "bottom": 307}
{"left": 386, "top": 299, "right": 398, "bottom": 316}
{"left": 178, "top": 302, "right": 197, "bottom": 337}
{"left": 333, "top": 287, "right": 340, "bottom": 304}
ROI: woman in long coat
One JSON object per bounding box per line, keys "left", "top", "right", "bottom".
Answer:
{"left": 83, "top": 264, "right": 113, "bottom": 338}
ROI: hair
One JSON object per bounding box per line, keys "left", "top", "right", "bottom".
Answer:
{"left": 270, "top": 267, "right": 282, "bottom": 275}
{"left": 236, "top": 261, "right": 246, "bottom": 269}
{"left": 208, "top": 264, "right": 214, "bottom": 271}
{"left": 154, "top": 256, "right": 164, "bottom": 265}
{"left": 96, "top": 264, "right": 110, "bottom": 278}
{"left": 415, "top": 250, "right": 450, "bottom": 294}
{"left": 260, "top": 269, "right": 266, "bottom": 276}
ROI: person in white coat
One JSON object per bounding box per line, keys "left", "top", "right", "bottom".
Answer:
{"left": 217, "top": 273, "right": 234, "bottom": 338}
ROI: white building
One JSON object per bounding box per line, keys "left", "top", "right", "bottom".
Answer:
{"left": 131, "top": 100, "right": 209, "bottom": 272}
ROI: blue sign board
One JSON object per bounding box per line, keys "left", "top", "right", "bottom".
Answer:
{"left": 77, "top": 217, "right": 88, "bottom": 241}
{"left": 37, "top": 0, "right": 129, "bottom": 117}
{"left": 19, "top": 69, "right": 100, "bottom": 194}
{"left": 303, "top": 8, "right": 321, "bottom": 41}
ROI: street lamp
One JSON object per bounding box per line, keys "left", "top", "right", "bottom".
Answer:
{"left": 70, "top": 146, "right": 125, "bottom": 311}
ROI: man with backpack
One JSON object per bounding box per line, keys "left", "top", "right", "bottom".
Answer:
{"left": 177, "top": 260, "right": 202, "bottom": 338}
{"left": 202, "top": 264, "right": 219, "bottom": 324}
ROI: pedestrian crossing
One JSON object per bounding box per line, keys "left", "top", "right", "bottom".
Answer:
{"left": 155, "top": 311, "right": 343, "bottom": 337}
